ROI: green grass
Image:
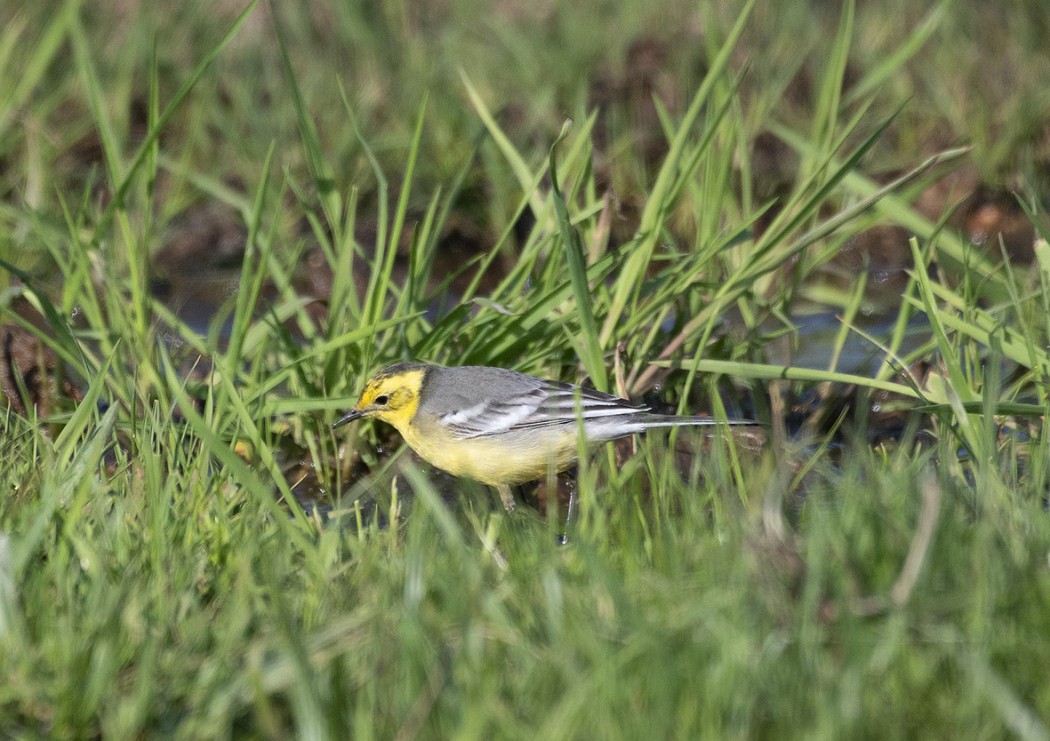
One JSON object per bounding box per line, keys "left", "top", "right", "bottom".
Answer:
{"left": 2, "top": 0, "right": 1050, "bottom": 737}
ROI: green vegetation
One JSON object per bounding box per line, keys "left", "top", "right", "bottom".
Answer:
{"left": 2, "top": 0, "right": 1049, "bottom": 736}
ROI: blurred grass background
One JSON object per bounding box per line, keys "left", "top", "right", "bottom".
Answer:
{"left": 4, "top": 0, "right": 1049, "bottom": 257}
{"left": 1, "top": 0, "right": 1050, "bottom": 737}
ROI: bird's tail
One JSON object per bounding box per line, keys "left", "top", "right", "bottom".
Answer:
{"left": 636, "top": 413, "right": 756, "bottom": 428}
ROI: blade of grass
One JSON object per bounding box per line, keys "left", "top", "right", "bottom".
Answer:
{"left": 656, "top": 358, "right": 922, "bottom": 399}
{"left": 549, "top": 120, "right": 605, "bottom": 389}
{"left": 274, "top": 6, "right": 340, "bottom": 229}
{"left": 226, "top": 143, "right": 277, "bottom": 369}
{"left": 460, "top": 70, "right": 546, "bottom": 218}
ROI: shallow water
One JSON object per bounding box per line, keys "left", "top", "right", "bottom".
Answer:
{"left": 780, "top": 310, "right": 930, "bottom": 376}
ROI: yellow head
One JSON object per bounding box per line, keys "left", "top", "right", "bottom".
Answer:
{"left": 333, "top": 362, "right": 429, "bottom": 433}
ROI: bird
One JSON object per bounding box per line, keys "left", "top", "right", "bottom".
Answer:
{"left": 333, "top": 361, "right": 752, "bottom": 511}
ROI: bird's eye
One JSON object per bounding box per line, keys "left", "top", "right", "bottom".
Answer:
{"left": 374, "top": 394, "right": 389, "bottom": 406}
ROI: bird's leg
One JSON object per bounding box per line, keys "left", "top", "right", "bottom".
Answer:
{"left": 497, "top": 483, "right": 516, "bottom": 512}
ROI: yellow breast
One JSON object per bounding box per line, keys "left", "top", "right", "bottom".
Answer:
{"left": 399, "top": 417, "right": 579, "bottom": 486}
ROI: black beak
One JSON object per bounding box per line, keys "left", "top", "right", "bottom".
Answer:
{"left": 332, "top": 409, "right": 365, "bottom": 429}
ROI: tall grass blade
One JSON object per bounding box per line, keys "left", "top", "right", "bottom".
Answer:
{"left": 549, "top": 121, "right": 606, "bottom": 389}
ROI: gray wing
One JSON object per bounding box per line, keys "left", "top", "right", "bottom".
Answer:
{"left": 437, "top": 373, "right": 649, "bottom": 439}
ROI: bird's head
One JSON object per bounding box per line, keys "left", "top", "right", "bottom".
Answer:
{"left": 333, "top": 362, "right": 430, "bottom": 432}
